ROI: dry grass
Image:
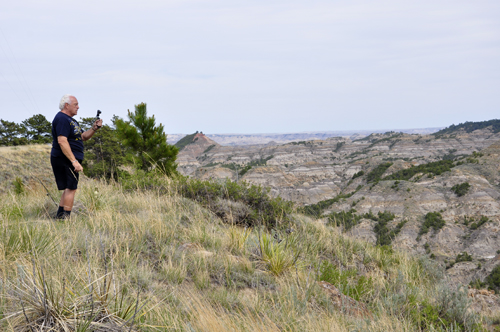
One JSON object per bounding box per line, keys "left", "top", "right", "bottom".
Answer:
{"left": 0, "top": 145, "right": 53, "bottom": 195}
{"left": 0, "top": 146, "right": 488, "bottom": 331}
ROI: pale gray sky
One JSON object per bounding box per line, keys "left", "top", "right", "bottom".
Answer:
{"left": 1, "top": 0, "right": 499, "bottom": 135}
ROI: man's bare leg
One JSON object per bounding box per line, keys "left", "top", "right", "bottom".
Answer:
{"left": 59, "top": 189, "right": 77, "bottom": 211}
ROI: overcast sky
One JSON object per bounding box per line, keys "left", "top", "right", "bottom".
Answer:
{"left": 1, "top": 0, "right": 499, "bottom": 135}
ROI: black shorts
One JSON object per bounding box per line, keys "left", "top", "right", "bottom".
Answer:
{"left": 51, "top": 156, "right": 81, "bottom": 190}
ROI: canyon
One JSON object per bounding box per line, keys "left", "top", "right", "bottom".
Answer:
{"left": 176, "top": 124, "right": 500, "bottom": 286}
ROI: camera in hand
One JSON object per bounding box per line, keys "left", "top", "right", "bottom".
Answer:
{"left": 96, "top": 110, "right": 102, "bottom": 128}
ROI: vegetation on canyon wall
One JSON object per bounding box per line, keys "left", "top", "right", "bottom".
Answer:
{"left": 451, "top": 182, "right": 471, "bottom": 197}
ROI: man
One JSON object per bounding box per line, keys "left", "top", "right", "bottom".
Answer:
{"left": 51, "top": 94, "right": 103, "bottom": 219}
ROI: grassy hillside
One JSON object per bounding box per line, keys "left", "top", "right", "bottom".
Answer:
{"left": 0, "top": 146, "right": 493, "bottom": 331}
{"left": 0, "top": 145, "right": 53, "bottom": 195}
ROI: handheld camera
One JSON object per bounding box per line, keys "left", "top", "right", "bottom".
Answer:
{"left": 95, "top": 110, "right": 102, "bottom": 129}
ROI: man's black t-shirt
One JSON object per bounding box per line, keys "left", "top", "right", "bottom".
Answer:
{"left": 51, "top": 112, "right": 84, "bottom": 160}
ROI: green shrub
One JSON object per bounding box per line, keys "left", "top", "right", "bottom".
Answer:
{"left": 327, "top": 209, "right": 362, "bottom": 231}
{"left": 455, "top": 252, "right": 473, "bottom": 263}
{"left": 466, "top": 157, "right": 479, "bottom": 164}
{"left": 486, "top": 265, "right": 500, "bottom": 292}
{"left": 419, "top": 212, "right": 445, "bottom": 237}
{"left": 290, "top": 141, "right": 307, "bottom": 145}
{"left": 451, "top": 182, "right": 470, "bottom": 197}
{"left": 203, "top": 144, "right": 216, "bottom": 154}
{"left": 351, "top": 170, "right": 364, "bottom": 179}
{"left": 470, "top": 216, "right": 490, "bottom": 230}
{"left": 366, "top": 162, "right": 393, "bottom": 183}
{"left": 238, "top": 165, "right": 252, "bottom": 177}
{"left": 371, "top": 211, "right": 394, "bottom": 243}
{"left": 203, "top": 162, "right": 221, "bottom": 168}
{"left": 368, "top": 211, "right": 406, "bottom": 246}
{"left": 383, "top": 160, "right": 455, "bottom": 181}
{"left": 299, "top": 189, "right": 361, "bottom": 218}
{"left": 367, "top": 133, "right": 402, "bottom": 149}
{"left": 220, "top": 156, "right": 274, "bottom": 177}
{"left": 176, "top": 177, "right": 294, "bottom": 228}
{"left": 472, "top": 151, "right": 484, "bottom": 158}
{"left": 324, "top": 209, "right": 407, "bottom": 242}
{"left": 390, "top": 180, "right": 400, "bottom": 189}
{"left": 388, "top": 220, "right": 407, "bottom": 245}
{"left": 469, "top": 279, "right": 487, "bottom": 289}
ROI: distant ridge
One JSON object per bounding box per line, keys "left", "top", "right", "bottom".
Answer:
{"left": 168, "top": 127, "right": 443, "bottom": 146}
{"left": 434, "top": 119, "right": 500, "bottom": 136}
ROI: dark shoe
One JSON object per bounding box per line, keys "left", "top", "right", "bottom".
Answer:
{"left": 56, "top": 211, "right": 71, "bottom": 220}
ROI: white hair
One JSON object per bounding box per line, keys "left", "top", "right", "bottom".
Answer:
{"left": 59, "top": 94, "right": 74, "bottom": 110}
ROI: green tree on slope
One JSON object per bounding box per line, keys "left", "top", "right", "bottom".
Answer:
{"left": 115, "top": 103, "right": 178, "bottom": 175}
{"left": 22, "top": 114, "right": 51, "bottom": 143}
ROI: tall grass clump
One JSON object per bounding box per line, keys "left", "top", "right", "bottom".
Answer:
{"left": 0, "top": 225, "right": 57, "bottom": 260}
{"left": 13, "top": 177, "right": 25, "bottom": 195}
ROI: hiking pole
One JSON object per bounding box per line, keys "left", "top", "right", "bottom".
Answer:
{"left": 31, "top": 174, "right": 58, "bottom": 207}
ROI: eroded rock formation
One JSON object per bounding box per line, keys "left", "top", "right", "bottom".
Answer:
{"left": 177, "top": 126, "right": 500, "bottom": 286}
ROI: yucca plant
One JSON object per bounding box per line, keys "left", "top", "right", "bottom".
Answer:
{"left": 1, "top": 261, "right": 146, "bottom": 332}
{"left": 257, "top": 232, "right": 301, "bottom": 276}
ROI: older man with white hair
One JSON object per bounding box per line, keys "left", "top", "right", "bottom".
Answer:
{"left": 51, "top": 94, "right": 103, "bottom": 219}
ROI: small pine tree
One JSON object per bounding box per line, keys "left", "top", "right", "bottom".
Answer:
{"left": 115, "top": 103, "right": 178, "bottom": 175}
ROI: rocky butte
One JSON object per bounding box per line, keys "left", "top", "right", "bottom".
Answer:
{"left": 175, "top": 120, "right": 500, "bottom": 288}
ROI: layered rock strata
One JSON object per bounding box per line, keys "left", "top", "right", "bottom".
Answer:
{"left": 177, "top": 127, "right": 500, "bottom": 285}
